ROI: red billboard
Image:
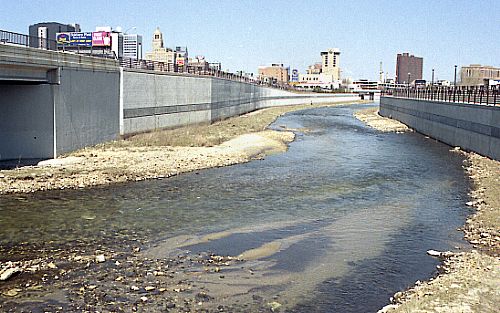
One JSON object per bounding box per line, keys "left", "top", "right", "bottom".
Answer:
{"left": 92, "top": 32, "right": 111, "bottom": 47}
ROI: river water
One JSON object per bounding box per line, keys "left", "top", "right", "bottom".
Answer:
{"left": 0, "top": 103, "right": 471, "bottom": 312}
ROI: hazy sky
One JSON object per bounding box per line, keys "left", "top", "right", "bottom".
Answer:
{"left": 2, "top": 0, "right": 499, "bottom": 81}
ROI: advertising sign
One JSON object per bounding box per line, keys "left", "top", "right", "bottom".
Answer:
{"left": 92, "top": 31, "right": 111, "bottom": 47}
{"left": 56, "top": 32, "right": 92, "bottom": 46}
{"left": 291, "top": 69, "right": 299, "bottom": 82}
{"left": 176, "top": 58, "right": 185, "bottom": 66}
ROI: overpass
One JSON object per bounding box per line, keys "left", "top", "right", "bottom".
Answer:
{"left": 0, "top": 43, "right": 120, "bottom": 160}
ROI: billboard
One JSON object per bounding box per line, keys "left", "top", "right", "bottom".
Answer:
{"left": 56, "top": 32, "right": 92, "bottom": 46}
{"left": 92, "top": 31, "right": 111, "bottom": 47}
{"left": 291, "top": 69, "right": 299, "bottom": 82}
{"left": 176, "top": 58, "right": 185, "bottom": 66}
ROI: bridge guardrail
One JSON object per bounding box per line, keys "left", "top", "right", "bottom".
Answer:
{"left": 0, "top": 29, "right": 58, "bottom": 51}
{"left": 382, "top": 86, "right": 500, "bottom": 106}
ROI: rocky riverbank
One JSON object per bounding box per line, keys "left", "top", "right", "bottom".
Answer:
{"left": 354, "top": 107, "right": 500, "bottom": 313}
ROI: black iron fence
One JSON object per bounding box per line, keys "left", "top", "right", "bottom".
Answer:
{"left": 119, "top": 57, "right": 260, "bottom": 84}
{"left": 382, "top": 85, "right": 500, "bottom": 106}
{"left": 0, "top": 29, "right": 58, "bottom": 50}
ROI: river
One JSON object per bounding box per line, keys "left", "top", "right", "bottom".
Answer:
{"left": 0, "top": 103, "right": 471, "bottom": 312}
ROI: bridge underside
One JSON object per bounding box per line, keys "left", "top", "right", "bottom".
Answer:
{"left": 0, "top": 63, "right": 59, "bottom": 85}
{"left": 0, "top": 83, "right": 55, "bottom": 160}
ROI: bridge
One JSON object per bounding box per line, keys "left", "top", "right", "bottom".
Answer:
{"left": 1, "top": 30, "right": 360, "bottom": 161}
{"left": 0, "top": 39, "right": 121, "bottom": 161}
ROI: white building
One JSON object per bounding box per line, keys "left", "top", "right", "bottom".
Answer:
{"left": 123, "top": 34, "right": 143, "bottom": 59}
{"left": 297, "top": 73, "right": 340, "bottom": 90}
{"left": 296, "top": 48, "right": 342, "bottom": 90}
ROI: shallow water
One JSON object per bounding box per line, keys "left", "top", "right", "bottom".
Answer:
{"left": 0, "top": 103, "right": 471, "bottom": 312}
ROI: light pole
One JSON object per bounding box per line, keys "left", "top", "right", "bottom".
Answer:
{"left": 407, "top": 72, "right": 411, "bottom": 97}
{"left": 124, "top": 26, "right": 136, "bottom": 34}
{"left": 453, "top": 65, "right": 457, "bottom": 102}
{"left": 431, "top": 68, "right": 435, "bottom": 86}
{"left": 454, "top": 65, "right": 457, "bottom": 86}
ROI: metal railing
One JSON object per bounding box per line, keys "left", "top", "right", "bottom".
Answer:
{"left": 382, "top": 85, "right": 500, "bottom": 106}
{"left": 119, "top": 57, "right": 260, "bottom": 84}
{"left": 0, "top": 29, "right": 58, "bottom": 50}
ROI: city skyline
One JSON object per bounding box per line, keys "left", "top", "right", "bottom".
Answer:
{"left": 2, "top": 0, "right": 499, "bottom": 81}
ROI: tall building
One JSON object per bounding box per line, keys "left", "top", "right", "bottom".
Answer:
{"left": 123, "top": 34, "right": 143, "bottom": 59}
{"left": 258, "top": 64, "right": 289, "bottom": 84}
{"left": 396, "top": 53, "right": 423, "bottom": 84}
{"left": 320, "top": 48, "right": 341, "bottom": 80}
{"left": 460, "top": 64, "right": 500, "bottom": 86}
{"left": 145, "top": 27, "right": 175, "bottom": 66}
{"left": 29, "top": 22, "right": 80, "bottom": 49}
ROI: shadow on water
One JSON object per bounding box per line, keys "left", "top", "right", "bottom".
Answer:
{"left": 0, "top": 103, "right": 471, "bottom": 312}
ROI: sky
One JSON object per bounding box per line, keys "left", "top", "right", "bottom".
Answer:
{"left": 1, "top": 0, "right": 499, "bottom": 81}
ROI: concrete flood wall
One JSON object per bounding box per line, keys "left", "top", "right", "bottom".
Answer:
{"left": 380, "top": 97, "right": 500, "bottom": 160}
{"left": 54, "top": 67, "right": 120, "bottom": 155}
{"left": 122, "top": 69, "right": 360, "bottom": 135}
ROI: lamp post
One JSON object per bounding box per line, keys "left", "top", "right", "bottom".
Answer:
{"left": 453, "top": 65, "right": 457, "bottom": 102}
{"left": 407, "top": 72, "right": 411, "bottom": 97}
{"left": 454, "top": 65, "right": 457, "bottom": 86}
{"left": 431, "top": 68, "right": 435, "bottom": 86}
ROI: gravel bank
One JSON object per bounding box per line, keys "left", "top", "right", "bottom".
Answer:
{"left": 355, "top": 107, "right": 500, "bottom": 313}
{"left": 354, "top": 107, "right": 410, "bottom": 132}
{"left": 0, "top": 101, "right": 363, "bottom": 195}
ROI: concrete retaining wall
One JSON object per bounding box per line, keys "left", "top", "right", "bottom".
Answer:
{"left": 122, "top": 69, "right": 360, "bottom": 135}
{"left": 380, "top": 97, "right": 500, "bottom": 160}
{"left": 55, "top": 67, "right": 120, "bottom": 155}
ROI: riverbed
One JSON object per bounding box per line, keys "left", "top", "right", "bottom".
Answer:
{"left": 0, "top": 103, "right": 471, "bottom": 312}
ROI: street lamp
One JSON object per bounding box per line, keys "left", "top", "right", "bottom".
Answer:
{"left": 124, "top": 26, "right": 136, "bottom": 34}
{"left": 453, "top": 65, "right": 458, "bottom": 102}
{"left": 453, "top": 65, "right": 457, "bottom": 87}
{"left": 407, "top": 72, "right": 411, "bottom": 97}
{"left": 431, "top": 68, "right": 435, "bottom": 86}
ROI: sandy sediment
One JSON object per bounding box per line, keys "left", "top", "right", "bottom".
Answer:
{"left": 355, "top": 107, "right": 500, "bottom": 313}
